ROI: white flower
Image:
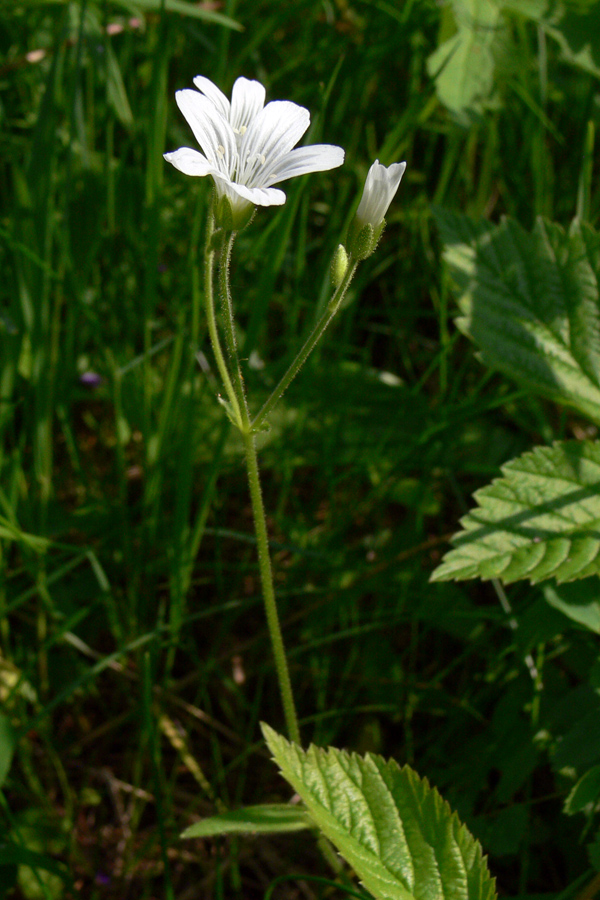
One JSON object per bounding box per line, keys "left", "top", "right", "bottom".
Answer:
{"left": 164, "top": 76, "right": 345, "bottom": 223}
{"left": 354, "top": 159, "right": 406, "bottom": 229}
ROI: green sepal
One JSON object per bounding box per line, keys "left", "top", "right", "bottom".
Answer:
{"left": 214, "top": 193, "right": 255, "bottom": 232}
{"left": 347, "top": 219, "right": 385, "bottom": 260}
{"left": 209, "top": 228, "right": 225, "bottom": 252}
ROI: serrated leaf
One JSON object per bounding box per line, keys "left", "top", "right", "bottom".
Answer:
{"left": 435, "top": 209, "right": 600, "bottom": 424}
{"left": 263, "top": 724, "right": 496, "bottom": 900}
{"left": 431, "top": 441, "right": 600, "bottom": 585}
{"left": 427, "top": 0, "right": 506, "bottom": 123}
{"left": 181, "top": 804, "right": 311, "bottom": 839}
{"left": 503, "top": 0, "right": 600, "bottom": 79}
{"left": 544, "top": 5, "right": 600, "bottom": 79}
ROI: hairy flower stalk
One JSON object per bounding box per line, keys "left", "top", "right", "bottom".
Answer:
{"left": 164, "top": 76, "right": 345, "bottom": 230}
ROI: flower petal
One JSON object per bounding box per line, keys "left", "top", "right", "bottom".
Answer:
{"left": 175, "top": 89, "right": 237, "bottom": 177}
{"left": 192, "top": 76, "right": 231, "bottom": 119}
{"left": 214, "top": 175, "right": 286, "bottom": 207}
{"left": 355, "top": 160, "right": 406, "bottom": 227}
{"left": 163, "top": 147, "right": 216, "bottom": 177}
{"left": 262, "top": 144, "right": 345, "bottom": 186}
{"left": 238, "top": 100, "right": 310, "bottom": 185}
{"left": 230, "top": 77, "right": 266, "bottom": 135}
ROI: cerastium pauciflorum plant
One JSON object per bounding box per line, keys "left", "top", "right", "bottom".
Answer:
{"left": 165, "top": 75, "right": 497, "bottom": 900}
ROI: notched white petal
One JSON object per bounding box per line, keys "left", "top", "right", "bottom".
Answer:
{"left": 166, "top": 75, "right": 346, "bottom": 217}
{"left": 193, "top": 76, "right": 230, "bottom": 119}
{"left": 163, "top": 147, "right": 214, "bottom": 177}
{"left": 241, "top": 100, "right": 310, "bottom": 172}
{"left": 176, "top": 89, "right": 237, "bottom": 175}
{"left": 263, "top": 144, "right": 345, "bottom": 185}
{"left": 230, "top": 77, "right": 266, "bottom": 135}
{"left": 213, "top": 175, "right": 287, "bottom": 207}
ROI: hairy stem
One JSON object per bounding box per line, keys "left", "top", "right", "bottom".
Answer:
{"left": 217, "top": 229, "right": 301, "bottom": 745}
{"left": 252, "top": 258, "right": 358, "bottom": 432}
{"left": 203, "top": 210, "right": 243, "bottom": 427}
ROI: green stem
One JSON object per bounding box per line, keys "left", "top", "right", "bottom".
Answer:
{"left": 251, "top": 258, "right": 358, "bottom": 432}
{"left": 218, "top": 231, "right": 247, "bottom": 410}
{"left": 242, "top": 427, "right": 301, "bottom": 745}
{"left": 203, "top": 211, "right": 243, "bottom": 427}
{"left": 216, "top": 229, "right": 301, "bottom": 745}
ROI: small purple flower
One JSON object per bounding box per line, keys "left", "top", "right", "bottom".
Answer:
{"left": 80, "top": 371, "right": 103, "bottom": 388}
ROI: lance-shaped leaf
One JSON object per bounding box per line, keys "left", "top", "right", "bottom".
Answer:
{"left": 435, "top": 209, "right": 600, "bottom": 425}
{"left": 263, "top": 724, "right": 496, "bottom": 900}
{"left": 181, "top": 803, "right": 311, "bottom": 839}
{"left": 432, "top": 441, "right": 600, "bottom": 585}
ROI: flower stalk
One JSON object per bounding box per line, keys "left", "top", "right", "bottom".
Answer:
{"left": 208, "top": 223, "right": 301, "bottom": 744}
{"left": 166, "top": 73, "right": 407, "bottom": 753}
{"left": 203, "top": 208, "right": 243, "bottom": 429}
{"left": 251, "top": 254, "right": 358, "bottom": 433}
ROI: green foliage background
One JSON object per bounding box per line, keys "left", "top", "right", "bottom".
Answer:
{"left": 2, "top": 0, "right": 600, "bottom": 897}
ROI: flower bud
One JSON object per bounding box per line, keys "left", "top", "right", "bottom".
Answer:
{"left": 347, "top": 160, "right": 406, "bottom": 259}
{"left": 330, "top": 244, "right": 349, "bottom": 287}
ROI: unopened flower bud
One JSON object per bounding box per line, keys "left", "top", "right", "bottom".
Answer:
{"left": 347, "top": 160, "right": 406, "bottom": 259}
{"left": 330, "top": 244, "right": 349, "bottom": 287}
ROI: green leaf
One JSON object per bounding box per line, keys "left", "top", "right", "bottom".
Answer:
{"left": 0, "top": 715, "right": 16, "bottom": 789}
{"left": 263, "top": 724, "right": 497, "bottom": 900}
{"left": 503, "top": 0, "right": 600, "bottom": 79}
{"left": 105, "top": 42, "right": 134, "bottom": 127}
{"left": 110, "top": 0, "right": 243, "bottom": 29}
{"left": 0, "top": 845, "right": 65, "bottom": 873}
{"left": 435, "top": 210, "right": 600, "bottom": 424}
{"left": 19, "top": 0, "right": 241, "bottom": 27}
{"left": 427, "top": 0, "right": 506, "bottom": 123}
{"left": 0, "top": 862, "right": 18, "bottom": 900}
{"left": 542, "top": 579, "right": 600, "bottom": 633}
{"left": 588, "top": 828, "right": 600, "bottom": 871}
{"left": 565, "top": 765, "right": 600, "bottom": 815}
{"left": 431, "top": 441, "right": 600, "bottom": 585}
{"left": 181, "top": 804, "right": 311, "bottom": 839}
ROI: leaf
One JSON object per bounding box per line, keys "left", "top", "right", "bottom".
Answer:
{"left": 263, "top": 724, "right": 497, "bottom": 900}
{"left": 181, "top": 804, "right": 311, "bottom": 839}
{"left": 110, "top": 0, "right": 243, "bottom": 29}
{"left": 503, "top": 0, "right": 600, "bottom": 79}
{"left": 105, "top": 42, "right": 134, "bottom": 127}
{"left": 431, "top": 441, "right": 600, "bottom": 585}
{"left": 427, "top": 0, "right": 506, "bottom": 123}
{"left": 435, "top": 209, "right": 600, "bottom": 424}
{"left": 588, "top": 828, "right": 600, "bottom": 871}
{"left": 0, "top": 862, "right": 17, "bottom": 900}
{"left": 0, "top": 843, "right": 72, "bottom": 894}
{"left": 564, "top": 765, "right": 600, "bottom": 815}
{"left": 542, "top": 579, "right": 600, "bottom": 633}
{"left": 0, "top": 715, "right": 16, "bottom": 789}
